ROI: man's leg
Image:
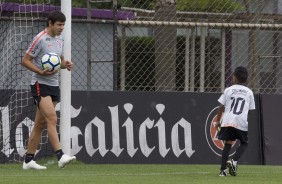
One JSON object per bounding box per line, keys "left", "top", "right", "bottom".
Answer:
{"left": 26, "top": 108, "right": 46, "bottom": 154}
{"left": 39, "top": 96, "right": 76, "bottom": 168}
{"left": 38, "top": 96, "right": 61, "bottom": 151}
{"left": 23, "top": 107, "right": 47, "bottom": 170}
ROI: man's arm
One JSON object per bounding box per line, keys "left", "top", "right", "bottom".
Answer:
{"left": 22, "top": 53, "right": 42, "bottom": 74}
{"left": 60, "top": 56, "right": 73, "bottom": 71}
{"left": 21, "top": 53, "right": 57, "bottom": 75}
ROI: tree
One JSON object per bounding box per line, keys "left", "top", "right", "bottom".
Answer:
{"left": 151, "top": 0, "right": 243, "bottom": 91}
{"left": 176, "top": 0, "right": 243, "bottom": 12}
{"left": 242, "top": 0, "right": 269, "bottom": 92}
{"left": 153, "top": 0, "right": 177, "bottom": 91}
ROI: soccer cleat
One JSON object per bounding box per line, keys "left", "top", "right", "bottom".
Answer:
{"left": 58, "top": 154, "right": 76, "bottom": 168}
{"left": 219, "top": 169, "right": 227, "bottom": 177}
{"left": 23, "top": 160, "right": 47, "bottom": 170}
{"left": 227, "top": 159, "right": 237, "bottom": 176}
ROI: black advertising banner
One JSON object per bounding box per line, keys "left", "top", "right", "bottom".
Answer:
{"left": 260, "top": 94, "right": 282, "bottom": 165}
{"left": 0, "top": 91, "right": 262, "bottom": 164}
{"left": 69, "top": 91, "right": 262, "bottom": 164}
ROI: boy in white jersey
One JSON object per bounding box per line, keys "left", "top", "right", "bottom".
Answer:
{"left": 21, "top": 10, "right": 76, "bottom": 169}
{"left": 215, "top": 66, "right": 255, "bottom": 177}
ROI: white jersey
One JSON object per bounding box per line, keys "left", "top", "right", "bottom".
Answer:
{"left": 218, "top": 84, "right": 255, "bottom": 131}
{"left": 26, "top": 29, "right": 64, "bottom": 86}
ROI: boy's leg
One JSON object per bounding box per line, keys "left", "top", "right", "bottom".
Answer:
{"left": 227, "top": 142, "right": 248, "bottom": 176}
{"left": 232, "top": 142, "right": 248, "bottom": 161}
{"left": 228, "top": 130, "right": 248, "bottom": 176}
{"left": 220, "top": 142, "right": 232, "bottom": 171}
{"left": 232, "top": 129, "right": 248, "bottom": 161}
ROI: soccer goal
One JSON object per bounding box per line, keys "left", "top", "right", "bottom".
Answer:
{"left": 0, "top": 0, "right": 71, "bottom": 163}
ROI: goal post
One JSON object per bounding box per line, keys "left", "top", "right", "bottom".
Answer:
{"left": 60, "top": 0, "right": 72, "bottom": 155}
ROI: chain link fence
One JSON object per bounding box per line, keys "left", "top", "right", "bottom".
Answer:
{"left": 111, "top": 0, "right": 282, "bottom": 93}
{"left": 67, "top": 0, "right": 282, "bottom": 93}
{"left": 1, "top": 0, "right": 282, "bottom": 94}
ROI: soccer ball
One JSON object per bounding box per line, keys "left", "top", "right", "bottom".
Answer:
{"left": 41, "top": 53, "right": 61, "bottom": 72}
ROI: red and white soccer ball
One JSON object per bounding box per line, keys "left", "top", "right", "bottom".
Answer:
{"left": 41, "top": 52, "right": 61, "bottom": 72}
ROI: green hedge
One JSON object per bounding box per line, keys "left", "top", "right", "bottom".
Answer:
{"left": 117, "top": 36, "right": 221, "bottom": 91}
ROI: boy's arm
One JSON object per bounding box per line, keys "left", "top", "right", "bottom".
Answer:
{"left": 215, "top": 104, "right": 225, "bottom": 130}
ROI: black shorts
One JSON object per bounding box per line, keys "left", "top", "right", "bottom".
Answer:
{"left": 218, "top": 127, "right": 248, "bottom": 144}
{"left": 30, "top": 82, "right": 60, "bottom": 106}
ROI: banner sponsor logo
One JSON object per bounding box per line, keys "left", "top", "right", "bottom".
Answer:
{"left": 1, "top": 103, "right": 195, "bottom": 159}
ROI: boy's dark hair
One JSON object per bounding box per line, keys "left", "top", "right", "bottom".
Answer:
{"left": 234, "top": 66, "right": 248, "bottom": 83}
{"left": 47, "top": 10, "right": 66, "bottom": 26}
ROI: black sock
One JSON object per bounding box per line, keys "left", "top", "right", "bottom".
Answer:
{"left": 232, "top": 142, "right": 248, "bottom": 161}
{"left": 25, "top": 153, "right": 35, "bottom": 164}
{"left": 220, "top": 144, "right": 232, "bottom": 170}
{"left": 55, "top": 149, "right": 64, "bottom": 160}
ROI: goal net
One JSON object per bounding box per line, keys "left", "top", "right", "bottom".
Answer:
{"left": 0, "top": 1, "right": 58, "bottom": 163}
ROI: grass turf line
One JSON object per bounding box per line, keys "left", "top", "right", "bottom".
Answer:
{"left": 1, "top": 161, "right": 282, "bottom": 184}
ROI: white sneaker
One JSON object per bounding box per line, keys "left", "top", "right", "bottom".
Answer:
{"left": 23, "top": 160, "right": 47, "bottom": 170}
{"left": 219, "top": 169, "right": 227, "bottom": 177}
{"left": 58, "top": 154, "right": 76, "bottom": 168}
{"left": 227, "top": 159, "right": 237, "bottom": 176}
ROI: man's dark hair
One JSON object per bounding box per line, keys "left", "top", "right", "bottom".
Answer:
{"left": 234, "top": 66, "right": 248, "bottom": 83}
{"left": 47, "top": 10, "right": 66, "bottom": 26}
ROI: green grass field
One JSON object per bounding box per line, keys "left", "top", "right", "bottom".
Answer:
{"left": 1, "top": 159, "right": 282, "bottom": 184}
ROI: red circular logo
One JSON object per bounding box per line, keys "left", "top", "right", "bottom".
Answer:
{"left": 205, "top": 107, "right": 238, "bottom": 156}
